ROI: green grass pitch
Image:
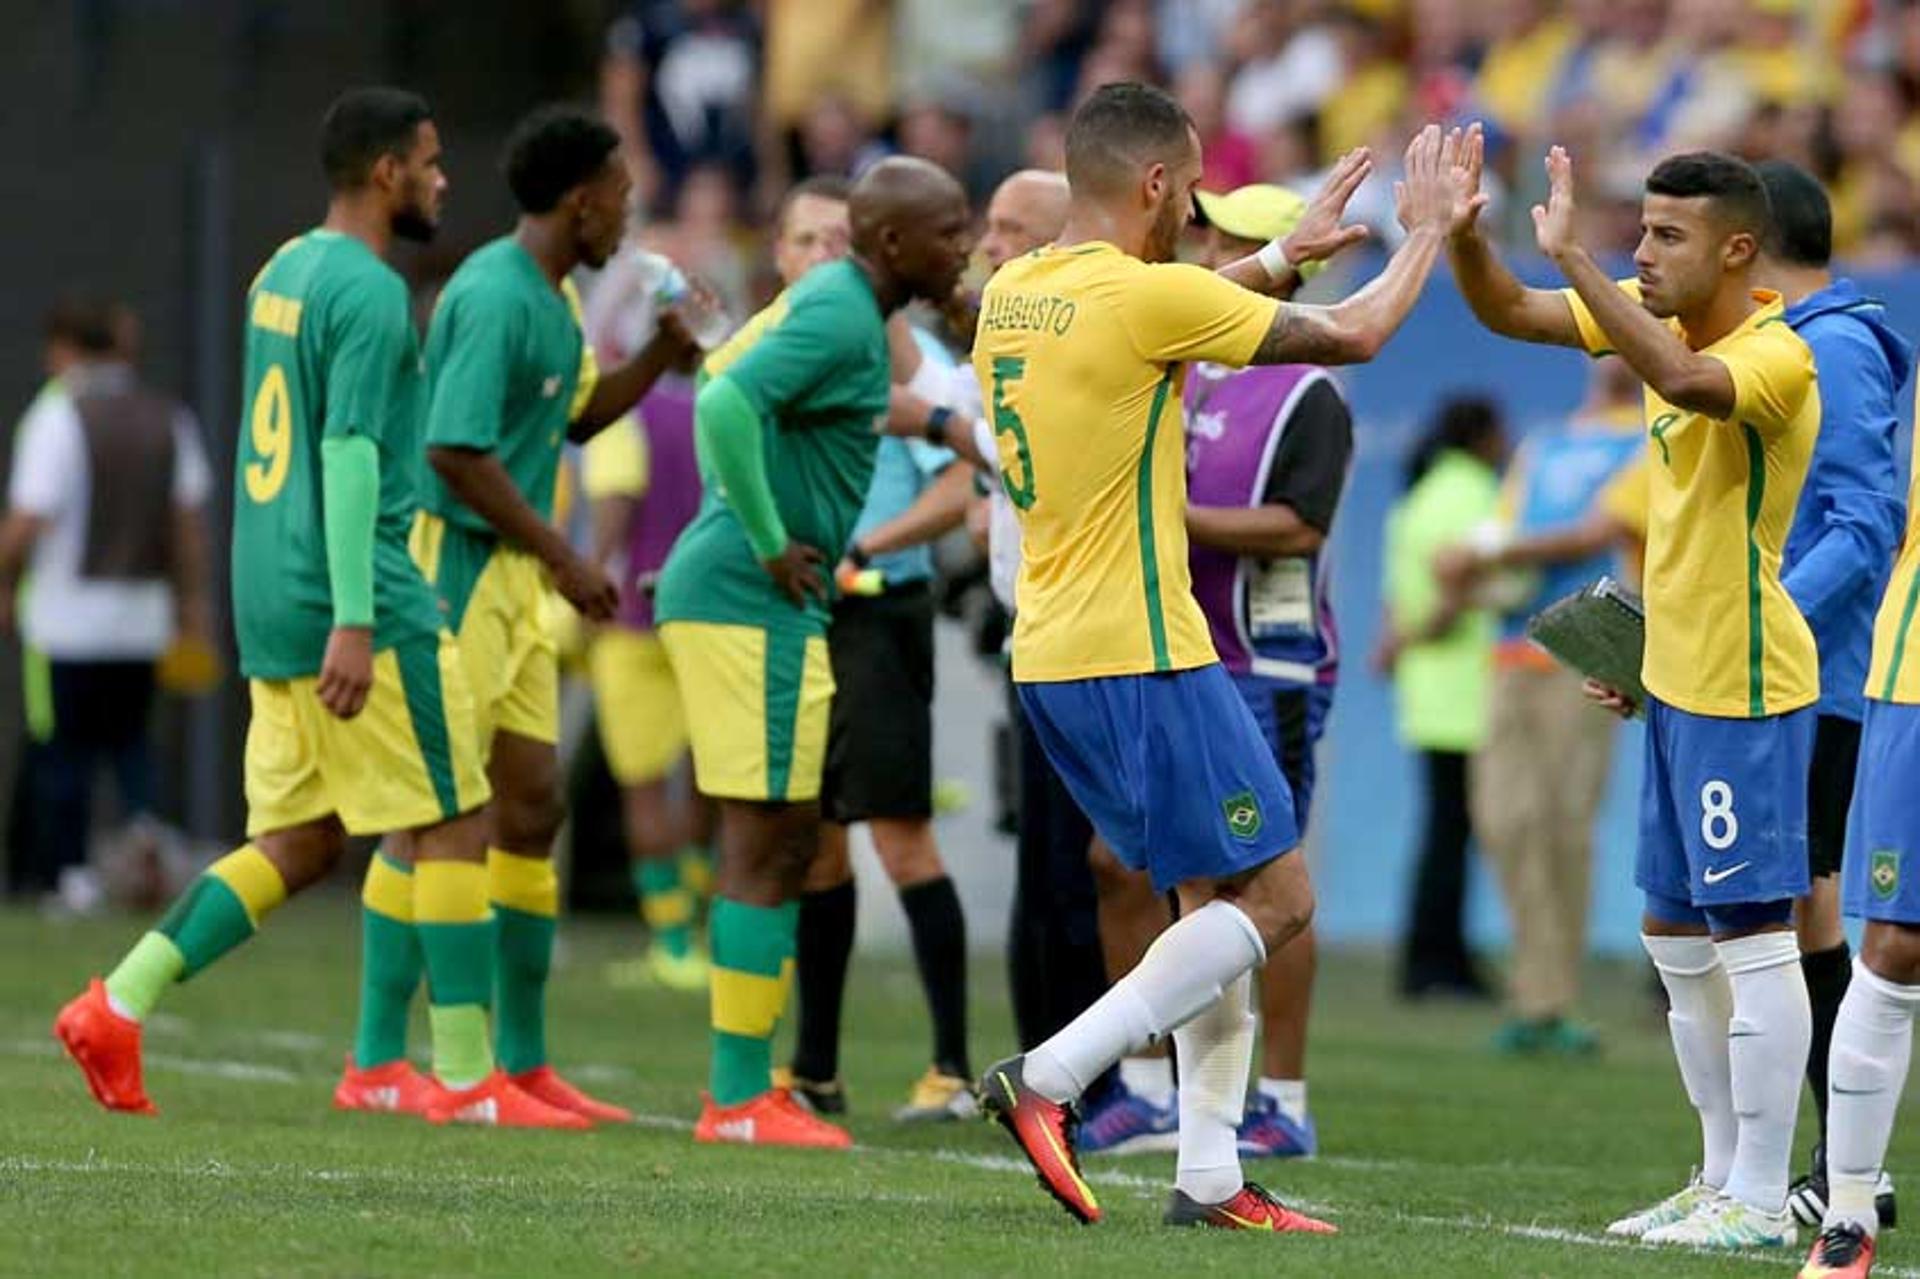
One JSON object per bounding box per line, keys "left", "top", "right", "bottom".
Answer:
{"left": 2, "top": 898, "right": 1915, "bottom": 1277}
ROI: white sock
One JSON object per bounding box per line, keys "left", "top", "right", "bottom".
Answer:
{"left": 1718, "top": 931, "right": 1811, "bottom": 1215}
{"left": 1119, "top": 1055, "right": 1175, "bottom": 1106}
{"left": 1643, "top": 933, "right": 1736, "bottom": 1189}
{"left": 1258, "top": 1077, "right": 1309, "bottom": 1125}
{"left": 1025, "top": 900, "right": 1265, "bottom": 1102}
{"left": 1825, "top": 959, "right": 1920, "bottom": 1236}
{"left": 1174, "top": 973, "right": 1255, "bottom": 1204}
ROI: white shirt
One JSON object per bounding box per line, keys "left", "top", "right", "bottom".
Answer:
{"left": 9, "top": 366, "right": 212, "bottom": 660}
{"left": 904, "top": 350, "right": 1020, "bottom": 611}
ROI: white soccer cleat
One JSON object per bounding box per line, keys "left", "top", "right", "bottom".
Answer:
{"left": 1606, "top": 1176, "right": 1719, "bottom": 1239}
{"left": 1642, "top": 1193, "right": 1796, "bottom": 1249}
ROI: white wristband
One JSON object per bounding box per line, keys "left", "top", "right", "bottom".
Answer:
{"left": 1256, "top": 239, "right": 1293, "bottom": 282}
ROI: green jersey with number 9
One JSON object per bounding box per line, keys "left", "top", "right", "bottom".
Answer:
{"left": 232, "top": 228, "right": 444, "bottom": 680}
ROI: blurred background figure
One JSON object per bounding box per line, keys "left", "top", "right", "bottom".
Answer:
{"left": 1437, "top": 357, "right": 1647, "bottom": 1054}
{"left": 0, "top": 298, "right": 212, "bottom": 912}
{"left": 1376, "top": 396, "right": 1508, "bottom": 1002}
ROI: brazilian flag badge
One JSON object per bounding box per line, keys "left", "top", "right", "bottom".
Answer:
{"left": 1872, "top": 849, "right": 1902, "bottom": 902}
{"left": 1223, "top": 791, "right": 1263, "bottom": 842}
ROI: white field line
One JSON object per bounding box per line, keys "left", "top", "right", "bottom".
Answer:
{"left": 8, "top": 1035, "right": 1917, "bottom": 1273}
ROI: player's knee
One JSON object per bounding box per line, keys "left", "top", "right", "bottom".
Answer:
{"left": 1863, "top": 922, "right": 1920, "bottom": 986}
{"left": 872, "top": 820, "right": 942, "bottom": 886}
{"left": 497, "top": 787, "right": 563, "bottom": 852}
{"left": 1702, "top": 898, "right": 1793, "bottom": 938}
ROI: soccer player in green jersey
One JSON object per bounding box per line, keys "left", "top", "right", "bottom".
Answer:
{"left": 344, "top": 105, "right": 696, "bottom": 1125}
{"left": 653, "top": 156, "right": 972, "bottom": 1148}
{"left": 53, "top": 88, "right": 584, "bottom": 1128}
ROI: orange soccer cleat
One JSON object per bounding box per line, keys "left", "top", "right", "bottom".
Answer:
{"left": 694, "top": 1089, "right": 854, "bottom": 1149}
{"left": 1799, "top": 1223, "right": 1876, "bottom": 1279}
{"left": 1164, "top": 1182, "right": 1339, "bottom": 1234}
{"left": 424, "top": 1071, "right": 592, "bottom": 1129}
{"left": 510, "top": 1065, "right": 632, "bottom": 1125}
{"left": 53, "top": 979, "right": 156, "bottom": 1115}
{"left": 976, "top": 1055, "right": 1102, "bottom": 1225}
{"left": 332, "top": 1056, "right": 436, "bottom": 1116}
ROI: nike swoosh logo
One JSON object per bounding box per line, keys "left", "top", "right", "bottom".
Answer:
{"left": 1702, "top": 861, "right": 1752, "bottom": 885}
{"left": 1219, "top": 1210, "right": 1276, "bottom": 1232}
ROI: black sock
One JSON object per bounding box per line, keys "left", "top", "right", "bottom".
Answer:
{"left": 1803, "top": 940, "right": 1853, "bottom": 1156}
{"left": 901, "top": 875, "right": 970, "bottom": 1079}
{"left": 790, "top": 879, "right": 857, "bottom": 1083}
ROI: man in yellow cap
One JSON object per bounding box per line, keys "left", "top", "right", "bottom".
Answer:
{"left": 1077, "top": 183, "right": 1356, "bottom": 1161}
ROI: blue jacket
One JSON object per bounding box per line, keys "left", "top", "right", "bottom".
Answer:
{"left": 1782, "top": 278, "right": 1916, "bottom": 721}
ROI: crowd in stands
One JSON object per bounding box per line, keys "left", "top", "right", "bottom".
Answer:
{"left": 596, "top": 0, "right": 1920, "bottom": 315}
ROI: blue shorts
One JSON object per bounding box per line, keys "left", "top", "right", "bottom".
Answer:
{"left": 1017, "top": 664, "right": 1300, "bottom": 893}
{"left": 1636, "top": 696, "right": 1813, "bottom": 908}
{"left": 1843, "top": 699, "right": 1920, "bottom": 924}
{"left": 1229, "top": 674, "right": 1332, "bottom": 829}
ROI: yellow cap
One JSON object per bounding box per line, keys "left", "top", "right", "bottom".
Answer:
{"left": 1193, "top": 184, "right": 1309, "bottom": 243}
{"left": 1194, "top": 184, "right": 1326, "bottom": 279}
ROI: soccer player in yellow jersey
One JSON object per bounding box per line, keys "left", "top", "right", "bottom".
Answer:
{"left": 972, "top": 82, "right": 1484, "bottom": 1233}
{"left": 1449, "top": 140, "right": 1823, "bottom": 1249}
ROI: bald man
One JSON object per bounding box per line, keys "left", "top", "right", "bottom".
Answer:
{"left": 654, "top": 158, "right": 972, "bottom": 1149}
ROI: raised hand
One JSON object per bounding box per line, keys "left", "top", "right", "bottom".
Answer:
{"left": 1281, "top": 146, "right": 1374, "bottom": 269}
{"left": 1396, "top": 125, "right": 1451, "bottom": 234}
{"left": 1395, "top": 123, "right": 1490, "bottom": 236}
{"left": 1531, "top": 146, "right": 1578, "bottom": 259}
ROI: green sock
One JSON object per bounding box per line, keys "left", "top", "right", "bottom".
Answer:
{"left": 103, "top": 933, "right": 185, "bottom": 1021}
{"left": 489, "top": 849, "right": 558, "bottom": 1076}
{"left": 708, "top": 896, "right": 798, "bottom": 1106}
{"left": 354, "top": 853, "right": 422, "bottom": 1069}
{"left": 634, "top": 859, "right": 694, "bottom": 959}
{"left": 106, "top": 845, "right": 287, "bottom": 1020}
{"left": 415, "top": 860, "right": 496, "bottom": 1087}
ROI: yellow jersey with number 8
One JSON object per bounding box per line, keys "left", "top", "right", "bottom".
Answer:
{"left": 1563, "top": 282, "right": 1819, "bottom": 718}
{"left": 972, "top": 242, "right": 1278, "bottom": 682}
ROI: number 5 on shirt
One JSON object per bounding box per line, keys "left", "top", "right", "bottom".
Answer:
{"left": 246, "top": 363, "right": 293, "bottom": 504}
{"left": 991, "top": 356, "right": 1037, "bottom": 511}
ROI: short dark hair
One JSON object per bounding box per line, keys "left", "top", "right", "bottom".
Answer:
{"left": 320, "top": 87, "right": 432, "bottom": 191}
{"left": 777, "top": 175, "right": 851, "bottom": 233}
{"left": 1755, "top": 160, "right": 1833, "bottom": 268}
{"left": 1407, "top": 395, "right": 1504, "bottom": 489}
{"left": 1064, "top": 81, "right": 1195, "bottom": 196}
{"left": 503, "top": 106, "right": 622, "bottom": 214}
{"left": 1644, "top": 151, "right": 1771, "bottom": 238}
{"left": 43, "top": 295, "right": 119, "bottom": 356}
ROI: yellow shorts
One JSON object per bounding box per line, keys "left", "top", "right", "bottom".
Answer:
{"left": 659, "top": 621, "right": 832, "bottom": 802}
{"left": 589, "top": 629, "right": 688, "bottom": 786}
{"left": 244, "top": 632, "right": 491, "bottom": 837}
{"left": 412, "top": 513, "right": 559, "bottom": 750}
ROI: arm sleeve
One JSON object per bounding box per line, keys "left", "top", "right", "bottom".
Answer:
{"left": 324, "top": 275, "right": 416, "bottom": 443}
{"left": 320, "top": 434, "right": 379, "bottom": 627}
{"left": 1783, "top": 326, "right": 1905, "bottom": 628}
{"left": 171, "top": 410, "right": 213, "bottom": 507}
{"left": 581, "top": 416, "right": 649, "bottom": 500}
{"left": 696, "top": 374, "right": 787, "bottom": 559}
{"left": 1711, "top": 325, "right": 1815, "bottom": 436}
{"left": 423, "top": 290, "right": 515, "bottom": 451}
{"left": 8, "top": 394, "right": 77, "bottom": 516}
{"left": 1259, "top": 377, "right": 1353, "bottom": 533}
{"left": 1111, "top": 263, "right": 1281, "bottom": 368}
{"left": 1559, "top": 279, "right": 1644, "bottom": 358}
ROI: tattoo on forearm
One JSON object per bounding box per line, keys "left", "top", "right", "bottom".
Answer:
{"left": 1255, "top": 304, "right": 1351, "bottom": 365}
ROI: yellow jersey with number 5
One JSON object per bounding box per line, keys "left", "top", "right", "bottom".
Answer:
{"left": 234, "top": 228, "right": 443, "bottom": 681}
{"left": 973, "top": 242, "right": 1279, "bottom": 682}
{"left": 1563, "top": 282, "right": 1819, "bottom": 718}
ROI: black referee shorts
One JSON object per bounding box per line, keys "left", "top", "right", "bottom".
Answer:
{"left": 821, "top": 581, "right": 935, "bottom": 824}
{"left": 1808, "top": 712, "right": 1862, "bottom": 880}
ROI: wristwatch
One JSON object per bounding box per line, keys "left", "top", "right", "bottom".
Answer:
{"left": 924, "top": 404, "right": 954, "bottom": 446}
{"left": 847, "top": 543, "right": 873, "bottom": 569}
